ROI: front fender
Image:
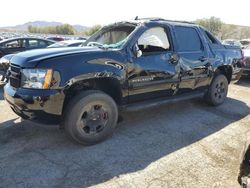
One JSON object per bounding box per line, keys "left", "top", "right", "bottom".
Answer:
{"left": 62, "top": 58, "right": 128, "bottom": 88}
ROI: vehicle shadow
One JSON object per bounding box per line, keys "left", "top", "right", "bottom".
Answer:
{"left": 0, "top": 97, "right": 249, "bottom": 187}
{"left": 235, "top": 77, "right": 250, "bottom": 87}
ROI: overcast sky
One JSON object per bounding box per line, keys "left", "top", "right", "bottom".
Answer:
{"left": 0, "top": 0, "right": 249, "bottom": 27}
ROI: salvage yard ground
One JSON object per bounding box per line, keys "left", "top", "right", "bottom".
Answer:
{"left": 1, "top": 79, "right": 250, "bottom": 188}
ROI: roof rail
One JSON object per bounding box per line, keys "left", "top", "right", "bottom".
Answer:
{"left": 135, "top": 17, "right": 195, "bottom": 24}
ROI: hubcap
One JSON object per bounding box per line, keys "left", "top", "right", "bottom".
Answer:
{"left": 77, "top": 104, "right": 109, "bottom": 135}
{"left": 214, "top": 81, "right": 226, "bottom": 100}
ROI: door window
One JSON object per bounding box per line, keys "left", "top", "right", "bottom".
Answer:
{"left": 2, "top": 40, "right": 22, "bottom": 48}
{"left": 175, "top": 26, "right": 202, "bottom": 52}
{"left": 138, "top": 27, "right": 170, "bottom": 55}
{"left": 28, "top": 39, "right": 39, "bottom": 48}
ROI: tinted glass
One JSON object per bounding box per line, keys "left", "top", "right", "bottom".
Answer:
{"left": 28, "top": 39, "right": 39, "bottom": 48}
{"left": 175, "top": 26, "right": 202, "bottom": 52}
{"left": 38, "top": 40, "right": 48, "bottom": 47}
{"left": 3, "top": 40, "right": 21, "bottom": 48}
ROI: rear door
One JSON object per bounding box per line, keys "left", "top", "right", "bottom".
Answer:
{"left": 174, "top": 26, "right": 210, "bottom": 93}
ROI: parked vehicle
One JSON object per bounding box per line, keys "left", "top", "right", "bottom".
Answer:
{"left": 4, "top": 18, "right": 243, "bottom": 145}
{"left": 0, "top": 54, "right": 13, "bottom": 82}
{"left": 242, "top": 45, "right": 250, "bottom": 76}
{"left": 222, "top": 39, "right": 242, "bottom": 48}
{"left": 240, "top": 39, "right": 250, "bottom": 49}
{"left": 47, "top": 40, "right": 86, "bottom": 48}
{"left": 0, "top": 37, "right": 54, "bottom": 58}
{"left": 46, "top": 36, "right": 64, "bottom": 42}
{"left": 75, "top": 37, "right": 87, "bottom": 40}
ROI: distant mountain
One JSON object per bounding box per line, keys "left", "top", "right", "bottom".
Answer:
{"left": 0, "top": 21, "right": 89, "bottom": 32}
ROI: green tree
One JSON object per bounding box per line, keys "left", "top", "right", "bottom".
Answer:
{"left": 28, "top": 24, "right": 75, "bottom": 35}
{"left": 196, "top": 17, "right": 223, "bottom": 36}
{"left": 84, "top": 25, "right": 102, "bottom": 36}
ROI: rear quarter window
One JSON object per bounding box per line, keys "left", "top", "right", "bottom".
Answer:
{"left": 175, "top": 26, "right": 202, "bottom": 52}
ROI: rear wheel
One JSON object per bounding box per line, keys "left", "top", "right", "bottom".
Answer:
{"left": 64, "top": 90, "right": 118, "bottom": 145}
{"left": 204, "top": 74, "right": 228, "bottom": 106}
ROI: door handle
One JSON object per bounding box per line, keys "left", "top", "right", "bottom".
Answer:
{"left": 169, "top": 54, "right": 179, "bottom": 64}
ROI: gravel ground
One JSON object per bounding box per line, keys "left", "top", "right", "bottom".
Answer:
{"left": 1, "top": 79, "right": 250, "bottom": 188}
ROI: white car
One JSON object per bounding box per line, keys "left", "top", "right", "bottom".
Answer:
{"left": 222, "top": 39, "right": 242, "bottom": 48}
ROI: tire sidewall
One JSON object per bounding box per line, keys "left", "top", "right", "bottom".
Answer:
{"left": 65, "top": 90, "right": 118, "bottom": 145}
{"left": 208, "top": 74, "right": 228, "bottom": 106}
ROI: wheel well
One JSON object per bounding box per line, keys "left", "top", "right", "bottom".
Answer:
{"left": 217, "top": 66, "right": 232, "bottom": 83}
{"left": 62, "top": 78, "right": 123, "bottom": 113}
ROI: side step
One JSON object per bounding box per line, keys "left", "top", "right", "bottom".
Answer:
{"left": 122, "top": 92, "right": 204, "bottom": 112}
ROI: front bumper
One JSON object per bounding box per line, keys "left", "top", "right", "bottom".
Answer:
{"left": 4, "top": 83, "right": 65, "bottom": 124}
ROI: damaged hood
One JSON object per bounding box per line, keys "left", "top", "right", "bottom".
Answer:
{"left": 10, "top": 47, "right": 103, "bottom": 68}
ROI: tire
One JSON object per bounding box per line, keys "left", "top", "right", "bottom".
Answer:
{"left": 204, "top": 74, "right": 228, "bottom": 106}
{"left": 64, "top": 90, "right": 118, "bottom": 145}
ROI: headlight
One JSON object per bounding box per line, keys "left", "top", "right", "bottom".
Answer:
{"left": 21, "top": 69, "right": 53, "bottom": 89}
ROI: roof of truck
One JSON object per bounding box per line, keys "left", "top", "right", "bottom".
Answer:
{"left": 108, "top": 17, "right": 198, "bottom": 28}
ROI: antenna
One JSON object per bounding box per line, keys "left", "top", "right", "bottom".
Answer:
{"left": 134, "top": 16, "right": 139, "bottom": 20}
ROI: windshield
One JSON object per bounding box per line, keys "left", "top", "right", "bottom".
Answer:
{"left": 84, "top": 24, "right": 136, "bottom": 49}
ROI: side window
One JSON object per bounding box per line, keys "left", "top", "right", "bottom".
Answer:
{"left": 38, "top": 40, "right": 47, "bottom": 47}
{"left": 138, "top": 27, "right": 170, "bottom": 55}
{"left": 3, "top": 40, "right": 21, "bottom": 48}
{"left": 28, "top": 39, "right": 39, "bottom": 48}
{"left": 204, "top": 30, "right": 219, "bottom": 44}
{"left": 175, "top": 26, "right": 202, "bottom": 52}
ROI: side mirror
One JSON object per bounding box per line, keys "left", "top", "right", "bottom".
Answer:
{"left": 133, "top": 44, "right": 142, "bottom": 58}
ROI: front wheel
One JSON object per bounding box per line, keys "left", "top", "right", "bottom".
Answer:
{"left": 204, "top": 74, "right": 228, "bottom": 106}
{"left": 64, "top": 90, "right": 118, "bottom": 145}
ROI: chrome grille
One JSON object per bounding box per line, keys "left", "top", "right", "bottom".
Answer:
{"left": 9, "top": 64, "right": 21, "bottom": 88}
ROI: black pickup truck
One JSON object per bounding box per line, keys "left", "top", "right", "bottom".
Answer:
{"left": 4, "top": 18, "right": 243, "bottom": 145}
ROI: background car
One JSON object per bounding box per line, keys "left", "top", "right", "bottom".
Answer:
{"left": 47, "top": 40, "right": 86, "bottom": 48}
{"left": 240, "top": 39, "right": 250, "bottom": 49}
{"left": 222, "top": 39, "right": 242, "bottom": 47}
{"left": 0, "top": 37, "right": 55, "bottom": 58}
{"left": 46, "top": 36, "right": 64, "bottom": 42}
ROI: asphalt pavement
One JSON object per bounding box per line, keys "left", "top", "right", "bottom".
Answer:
{"left": 1, "top": 79, "right": 250, "bottom": 188}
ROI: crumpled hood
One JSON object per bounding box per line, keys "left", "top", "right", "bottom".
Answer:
{"left": 10, "top": 47, "right": 102, "bottom": 68}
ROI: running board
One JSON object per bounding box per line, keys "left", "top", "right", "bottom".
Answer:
{"left": 122, "top": 92, "right": 204, "bottom": 112}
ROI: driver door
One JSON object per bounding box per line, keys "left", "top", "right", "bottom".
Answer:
{"left": 128, "top": 26, "right": 180, "bottom": 103}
